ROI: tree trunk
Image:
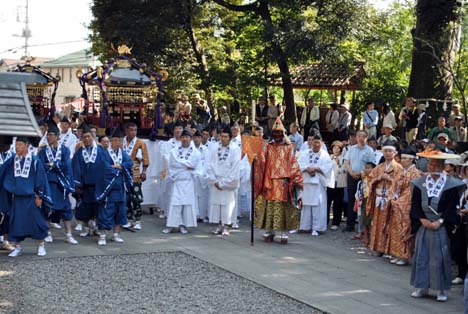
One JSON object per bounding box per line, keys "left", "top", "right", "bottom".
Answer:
{"left": 408, "top": 0, "right": 460, "bottom": 100}
{"left": 212, "top": 0, "right": 297, "bottom": 123}
{"left": 184, "top": 1, "right": 215, "bottom": 114}
{"left": 257, "top": 1, "right": 296, "bottom": 124}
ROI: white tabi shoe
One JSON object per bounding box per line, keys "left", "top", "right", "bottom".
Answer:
{"left": 122, "top": 222, "right": 132, "bottom": 229}
{"left": 396, "top": 259, "right": 408, "bottom": 266}
{"left": 179, "top": 226, "right": 189, "bottom": 234}
{"left": 37, "top": 244, "right": 46, "bottom": 257}
{"left": 2, "top": 241, "right": 15, "bottom": 251}
{"left": 79, "top": 227, "right": 90, "bottom": 237}
{"left": 8, "top": 246, "right": 22, "bottom": 257}
{"left": 312, "top": 230, "right": 319, "bottom": 236}
{"left": 44, "top": 232, "right": 53, "bottom": 243}
{"left": 98, "top": 235, "right": 106, "bottom": 246}
{"left": 65, "top": 234, "right": 78, "bottom": 245}
{"left": 51, "top": 222, "right": 62, "bottom": 229}
{"left": 390, "top": 258, "right": 399, "bottom": 264}
{"left": 436, "top": 291, "right": 448, "bottom": 302}
{"left": 452, "top": 277, "right": 464, "bottom": 285}
{"left": 111, "top": 234, "right": 124, "bottom": 243}
{"left": 262, "top": 231, "right": 275, "bottom": 242}
{"left": 231, "top": 223, "right": 239, "bottom": 229}
{"left": 274, "top": 233, "right": 288, "bottom": 244}
{"left": 162, "top": 228, "right": 173, "bottom": 234}
{"left": 212, "top": 227, "right": 222, "bottom": 235}
{"left": 411, "top": 289, "right": 428, "bottom": 298}
{"left": 133, "top": 222, "right": 142, "bottom": 230}
{"left": 74, "top": 223, "right": 82, "bottom": 231}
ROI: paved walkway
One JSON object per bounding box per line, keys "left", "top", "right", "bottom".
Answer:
{"left": 0, "top": 214, "right": 464, "bottom": 314}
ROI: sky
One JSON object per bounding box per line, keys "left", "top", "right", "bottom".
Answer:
{"left": 0, "top": 0, "right": 396, "bottom": 60}
{"left": 0, "top": 0, "right": 93, "bottom": 60}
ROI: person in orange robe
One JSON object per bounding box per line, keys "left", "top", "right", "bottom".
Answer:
{"left": 388, "top": 150, "right": 422, "bottom": 266}
{"left": 366, "top": 145, "right": 402, "bottom": 256}
{"left": 254, "top": 117, "right": 303, "bottom": 244}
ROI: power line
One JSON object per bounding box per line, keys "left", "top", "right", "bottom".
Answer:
{"left": 1, "top": 40, "right": 88, "bottom": 54}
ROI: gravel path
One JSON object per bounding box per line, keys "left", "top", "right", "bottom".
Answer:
{"left": 0, "top": 251, "right": 322, "bottom": 314}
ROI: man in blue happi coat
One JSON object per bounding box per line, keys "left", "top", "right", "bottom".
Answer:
{"left": 95, "top": 126, "right": 133, "bottom": 246}
{"left": 72, "top": 123, "right": 106, "bottom": 237}
{"left": 37, "top": 121, "right": 78, "bottom": 245}
{"left": 0, "top": 136, "right": 15, "bottom": 251}
{"left": 2, "top": 136, "right": 53, "bottom": 257}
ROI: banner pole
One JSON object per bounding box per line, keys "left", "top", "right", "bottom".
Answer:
{"left": 251, "top": 158, "right": 255, "bottom": 246}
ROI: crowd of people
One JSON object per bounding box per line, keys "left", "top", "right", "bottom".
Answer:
{"left": 1, "top": 93, "right": 468, "bottom": 308}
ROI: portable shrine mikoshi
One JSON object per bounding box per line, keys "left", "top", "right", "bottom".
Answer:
{"left": 78, "top": 45, "right": 168, "bottom": 138}
{"left": 13, "top": 60, "right": 59, "bottom": 118}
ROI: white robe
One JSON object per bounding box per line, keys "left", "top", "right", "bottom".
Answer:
{"left": 194, "top": 143, "right": 211, "bottom": 218}
{"left": 166, "top": 145, "right": 201, "bottom": 228}
{"left": 237, "top": 155, "right": 252, "bottom": 217}
{"left": 160, "top": 138, "right": 181, "bottom": 216}
{"left": 152, "top": 140, "right": 167, "bottom": 209}
{"left": 231, "top": 135, "right": 242, "bottom": 222}
{"left": 38, "top": 132, "right": 48, "bottom": 147}
{"left": 59, "top": 128, "right": 78, "bottom": 157}
{"left": 298, "top": 148, "right": 333, "bottom": 232}
{"left": 206, "top": 142, "right": 241, "bottom": 225}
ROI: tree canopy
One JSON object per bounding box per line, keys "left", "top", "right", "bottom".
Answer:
{"left": 88, "top": 0, "right": 465, "bottom": 125}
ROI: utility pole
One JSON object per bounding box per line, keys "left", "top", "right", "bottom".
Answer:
{"left": 14, "top": 0, "right": 31, "bottom": 59}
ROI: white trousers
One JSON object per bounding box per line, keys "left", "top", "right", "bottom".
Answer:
{"left": 166, "top": 205, "right": 197, "bottom": 228}
{"left": 197, "top": 188, "right": 210, "bottom": 218}
{"left": 209, "top": 204, "right": 233, "bottom": 225}
{"left": 163, "top": 179, "right": 174, "bottom": 217}
{"left": 300, "top": 205, "right": 327, "bottom": 232}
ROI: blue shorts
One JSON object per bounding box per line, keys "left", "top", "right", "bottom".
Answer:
{"left": 50, "top": 208, "right": 73, "bottom": 223}
{"left": 98, "top": 200, "right": 127, "bottom": 230}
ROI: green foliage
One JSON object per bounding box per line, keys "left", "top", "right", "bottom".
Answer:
{"left": 88, "top": 0, "right": 421, "bottom": 124}
{"left": 335, "top": 1, "right": 415, "bottom": 122}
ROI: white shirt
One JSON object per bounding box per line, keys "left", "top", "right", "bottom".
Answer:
{"left": 206, "top": 142, "right": 241, "bottom": 205}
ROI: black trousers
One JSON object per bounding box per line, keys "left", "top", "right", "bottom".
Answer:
{"left": 451, "top": 223, "right": 467, "bottom": 279}
{"left": 127, "top": 182, "right": 143, "bottom": 222}
{"left": 0, "top": 214, "right": 9, "bottom": 234}
{"left": 346, "top": 175, "right": 359, "bottom": 229}
{"left": 327, "top": 187, "right": 344, "bottom": 226}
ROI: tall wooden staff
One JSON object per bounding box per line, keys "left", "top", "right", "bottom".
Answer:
{"left": 242, "top": 99, "right": 262, "bottom": 245}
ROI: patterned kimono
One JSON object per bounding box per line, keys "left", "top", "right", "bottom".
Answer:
{"left": 367, "top": 160, "right": 402, "bottom": 254}
{"left": 410, "top": 175, "right": 464, "bottom": 291}
{"left": 123, "top": 136, "right": 149, "bottom": 223}
{"left": 388, "top": 165, "right": 422, "bottom": 259}
{"left": 254, "top": 140, "right": 303, "bottom": 232}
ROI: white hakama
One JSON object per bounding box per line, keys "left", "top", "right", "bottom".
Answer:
{"left": 166, "top": 144, "right": 200, "bottom": 228}
{"left": 160, "top": 138, "right": 181, "bottom": 216}
{"left": 298, "top": 148, "right": 333, "bottom": 232}
{"left": 206, "top": 142, "right": 241, "bottom": 226}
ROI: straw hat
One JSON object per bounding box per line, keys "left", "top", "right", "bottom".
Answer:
{"left": 417, "top": 150, "right": 459, "bottom": 159}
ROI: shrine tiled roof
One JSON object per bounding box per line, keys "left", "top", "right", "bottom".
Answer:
{"left": 0, "top": 73, "right": 42, "bottom": 137}
{"left": 274, "top": 61, "right": 366, "bottom": 90}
